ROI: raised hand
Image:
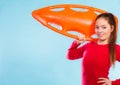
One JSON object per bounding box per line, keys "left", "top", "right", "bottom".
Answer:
{"left": 75, "top": 33, "right": 86, "bottom": 44}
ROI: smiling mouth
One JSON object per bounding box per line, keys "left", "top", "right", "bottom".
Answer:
{"left": 97, "top": 34, "right": 104, "bottom": 37}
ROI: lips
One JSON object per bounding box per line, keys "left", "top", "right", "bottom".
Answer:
{"left": 97, "top": 34, "right": 104, "bottom": 37}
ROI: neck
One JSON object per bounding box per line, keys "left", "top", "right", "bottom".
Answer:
{"left": 97, "top": 39, "right": 108, "bottom": 45}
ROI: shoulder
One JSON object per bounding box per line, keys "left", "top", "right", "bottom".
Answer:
{"left": 86, "top": 41, "right": 96, "bottom": 45}
{"left": 82, "top": 41, "right": 96, "bottom": 47}
{"left": 116, "top": 44, "right": 120, "bottom": 47}
{"left": 115, "top": 44, "right": 120, "bottom": 53}
{"left": 115, "top": 44, "right": 120, "bottom": 49}
{"left": 115, "top": 44, "right": 120, "bottom": 61}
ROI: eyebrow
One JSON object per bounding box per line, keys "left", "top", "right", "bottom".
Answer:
{"left": 95, "top": 25, "right": 106, "bottom": 27}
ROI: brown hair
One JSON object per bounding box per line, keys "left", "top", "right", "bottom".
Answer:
{"left": 95, "top": 13, "right": 117, "bottom": 65}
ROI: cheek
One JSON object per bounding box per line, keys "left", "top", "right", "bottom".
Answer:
{"left": 105, "top": 29, "right": 112, "bottom": 36}
{"left": 106, "top": 26, "right": 113, "bottom": 34}
{"left": 95, "top": 29, "right": 98, "bottom": 34}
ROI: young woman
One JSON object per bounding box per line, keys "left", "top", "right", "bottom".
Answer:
{"left": 67, "top": 13, "right": 120, "bottom": 85}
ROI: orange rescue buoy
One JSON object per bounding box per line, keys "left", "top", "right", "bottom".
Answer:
{"left": 32, "top": 4, "right": 118, "bottom": 41}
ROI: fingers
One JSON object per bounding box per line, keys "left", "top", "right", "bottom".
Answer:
{"left": 78, "top": 33, "right": 85, "bottom": 40}
{"left": 97, "top": 78, "right": 107, "bottom": 84}
{"left": 97, "top": 77, "right": 112, "bottom": 85}
{"left": 76, "top": 33, "right": 86, "bottom": 44}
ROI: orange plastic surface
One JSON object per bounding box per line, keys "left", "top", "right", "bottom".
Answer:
{"left": 32, "top": 4, "right": 118, "bottom": 41}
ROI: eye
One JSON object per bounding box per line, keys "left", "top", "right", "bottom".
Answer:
{"left": 95, "top": 26, "right": 99, "bottom": 29}
{"left": 102, "top": 27, "right": 106, "bottom": 29}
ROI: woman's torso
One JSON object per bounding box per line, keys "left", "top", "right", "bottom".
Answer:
{"left": 82, "top": 42, "right": 111, "bottom": 85}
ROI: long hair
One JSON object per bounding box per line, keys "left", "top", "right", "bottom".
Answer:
{"left": 95, "top": 13, "right": 117, "bottom": 65}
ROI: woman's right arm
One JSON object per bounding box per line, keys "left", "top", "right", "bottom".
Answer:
{"left": 66, "top": 33, "right": 87, "bottom": 60}
{"left": 66, "top": 39, "right": 87, "bottom": 60}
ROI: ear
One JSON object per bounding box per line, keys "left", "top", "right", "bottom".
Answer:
{"left": 111, "top": 25, "right": 114, "bottom": 32}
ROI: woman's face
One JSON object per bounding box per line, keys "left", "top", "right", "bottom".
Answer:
{"left": 95, "top": 18, "right": 113, "bottom": 41}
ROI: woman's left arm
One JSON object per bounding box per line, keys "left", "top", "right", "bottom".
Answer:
{"left": 116, "top": 44, "right": 120, "bottom": 61}
{"left": 97, "top": 45, "right": 120, "bottom": 85}
{"left": 112, "top": 79, "right": 120, "bottom": 85}
{"left": 111, "top": 45, "right": 120, "bottom": 85}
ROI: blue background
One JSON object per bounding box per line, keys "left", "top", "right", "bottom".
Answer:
{"left": 1, "top": 0, "right": 120, "bottom": 85}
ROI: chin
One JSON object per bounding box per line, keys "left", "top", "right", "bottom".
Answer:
{"left": 99, "top": 38, "right": 107, "bottom": 41}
